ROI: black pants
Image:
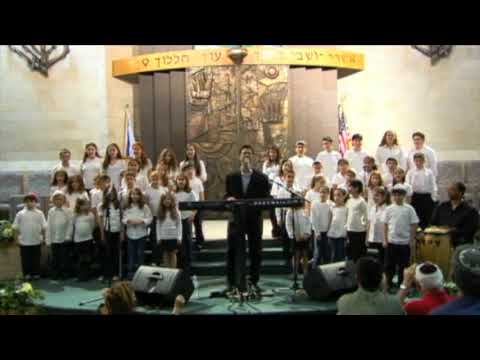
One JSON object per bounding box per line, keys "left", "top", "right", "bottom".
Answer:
{"left": 313, "top": 233, "right": 331, "bottom": 267}
{"left": 385, "top": 243, "right": 410, "bottom": 287}
{"left": 178, "top": 218, "right": 193, "bottom": 275}
{"left": 347, "top": 231, "right": 367, "bottom": 263}
{"left": 51, "top": 243, "right": 69, "bottom": 278}
{"left": 269, "top": 208, "right": 281, "bottom": 237}
{"left": 64, "top": 242, "right": 75, "bottom": 277}
{"left": 411, "top": 193, "right": 434, "bottom": 230}
{"left": 93, "top": 227, "right": 104, "bottom": 276}
{"left": 193, "top": 211, "right": 205, "bottom": 246}
{"left": 75, "top": 240, "right": 94, "bottom": 281}
{"left": 104, "top": 232, "right": 120, "bottom": 279}
{"left": 20, "top": 245, "right": 41, "bottom": 277}
{"left": 367, "top": 242, "right": 385, "bottom": 267}
{"left": 226, "top": 217, "right": 263, "bottom": 289}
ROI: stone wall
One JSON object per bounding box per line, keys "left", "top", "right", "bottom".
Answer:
{"left": 0, "top": 45, "right": 134, "bottom": 171}
{"left": 336, "top": 45, "right": 480, "bottom": 161}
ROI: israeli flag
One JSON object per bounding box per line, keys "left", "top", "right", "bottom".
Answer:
{"left": 125, "top": 113, "right": 136, "bottom": 157}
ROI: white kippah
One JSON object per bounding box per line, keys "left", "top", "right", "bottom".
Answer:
{"left": 415, "top": 263, "right": 444, "bottom": 290}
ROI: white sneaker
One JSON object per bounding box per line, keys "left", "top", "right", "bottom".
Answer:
{"left": 98, "top": 276, "right": 104, "bottom": 282}
{"left": 112, "top": 276, "right": 120, "bottom": 282}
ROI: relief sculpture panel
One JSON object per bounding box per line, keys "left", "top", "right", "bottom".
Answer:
{"left": 186, "top": 65, "right": 289, "bottom": 200}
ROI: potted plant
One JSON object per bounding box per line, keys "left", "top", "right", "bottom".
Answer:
{"left": 0, "top": 220, "right": 15, "bottom": 249}
{"left": 0, "top": 280, "right": 44, "bottom": 315}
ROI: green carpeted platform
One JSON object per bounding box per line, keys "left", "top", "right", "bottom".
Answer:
{"left": 33, "top": 275, "right": 338, "bottom": 315}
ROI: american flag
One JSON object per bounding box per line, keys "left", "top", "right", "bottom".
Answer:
{"left": 338, "top": 104, "right": 351, "bottom": 156}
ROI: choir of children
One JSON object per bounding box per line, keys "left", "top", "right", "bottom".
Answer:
{"left": 14, "top": 130, "right": 439, "bottom": 293}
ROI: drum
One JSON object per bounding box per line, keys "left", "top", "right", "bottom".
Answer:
{"left": 416, "top": 227, "right": 453, "bottom": 280}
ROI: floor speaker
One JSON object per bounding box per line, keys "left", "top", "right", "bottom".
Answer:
{"left": 131, "top": 266, "right": 194, "bottom": 306}
{"left": 303, "top": 261, "right": 357, "bottom": 301}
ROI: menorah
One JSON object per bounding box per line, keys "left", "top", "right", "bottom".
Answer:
{"left": 8, "top": 45, "right": 70, "bottom": 77}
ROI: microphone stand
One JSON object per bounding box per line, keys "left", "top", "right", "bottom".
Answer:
{"left": 269, "top": 179, "right": 310, "bottom": 302}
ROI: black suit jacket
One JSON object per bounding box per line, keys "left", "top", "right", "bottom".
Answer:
{"left": 224, "top": 169, "right": 270, "bottom": 230}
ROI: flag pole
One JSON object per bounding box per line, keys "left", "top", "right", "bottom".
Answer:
{"left": 123, "top": 104, "right": 129, "bottom": 155}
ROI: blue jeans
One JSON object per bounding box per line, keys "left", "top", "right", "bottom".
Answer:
{"left": 127, "top": 236, "right": 146, "bottom": 278}
{"left": 329, "top": 237, "right": 346, "bottom": 263}
{"left": 313, "top": 233, "right": 331, "bottom": 267}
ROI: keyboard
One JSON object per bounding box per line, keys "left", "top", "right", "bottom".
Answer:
{"left": 178, "top": 197, "right": 304, "bottom": 211}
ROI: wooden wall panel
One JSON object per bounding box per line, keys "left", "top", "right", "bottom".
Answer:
{"left": 154, "top": 72, "right": 171, "bottom": 162}
{"left": 170, "top": 70, "right": 186, "bottom": 160}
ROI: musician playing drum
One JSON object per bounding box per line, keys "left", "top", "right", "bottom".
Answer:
{"left": 223, "top": 145, "right": 270, "bottom": 294}
{"left": 430, "top": 182, "right": 479, "bottom": 248}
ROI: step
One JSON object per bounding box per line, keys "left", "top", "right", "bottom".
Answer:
{"left": 199, "top": 238, "right": 283, "bottom": 249}
{"left": 193, "top": 247, "right": 285, "bottom": 262}
{"left": 191, "top": 259, "right": 290, "bottom": 276}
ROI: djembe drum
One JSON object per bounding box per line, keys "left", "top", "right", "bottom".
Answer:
{"left": 416, "top": 227, "right": 454, "bottom": 280}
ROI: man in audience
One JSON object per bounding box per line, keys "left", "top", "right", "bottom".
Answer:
{"left": 337, "top": 257, "right": 404, "bottom": 315}
{"left": 430, "top": 182, "right": 479, "bottom": 248}
{"left": 398, "top": 262, "right": 454, "bottom": 315}
{"left": 431, "top": 245, "right": 480, "bottom": 315}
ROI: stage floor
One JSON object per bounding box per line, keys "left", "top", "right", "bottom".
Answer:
{"left": 33, "top": 275, "right": 338, "bottom": 315}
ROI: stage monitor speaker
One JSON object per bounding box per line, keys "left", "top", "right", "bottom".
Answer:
{"left": 131, "top": 266, "right": 194, "bottom": 306}
{"left": 303, "top": 261, "right": 357, "bottom": 301}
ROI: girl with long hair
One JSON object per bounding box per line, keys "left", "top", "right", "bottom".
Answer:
{"left": 375, "top": 130, "right": 407, "bottom": 173}
{"left": 81, "top": 142, "right": 102, "bottom": 193}
{"left": 103, "top": 143, "right": 126, "bottom": 192}
{"left": 65, "top": 175, "right": 89, "bottom": 211}
{"left": 157, "top": 148, "right": 179, "bottom": 182}
{"left": 132, "top": 142, "right": 153, "bottom": 179}
{"left": 179, "top": 143, "right": 207, "bottom": 183}
{"left": 156, "top": 192, "right": 182, "bottom": 269}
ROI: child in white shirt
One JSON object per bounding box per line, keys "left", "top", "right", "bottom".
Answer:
{"left": 81, "top": 143, "right": 103, "bottom": 192}
{"left": 305, "top": 176, "right": 326, "bottom": 214}
{"left": 381, "top": 184, "right": 419, "bottom": 290}
{"left": 346, "top": 180, "right": 368, "bottom": 263}
{"left": 274, "top": 170, "right": 299, "bottom": 264}
{"left": 174, "top": 174, "right": 197, "bottom": 274}
{"left": 65, "top": 175, "right": 89, "bottom": 211}
{"left": 382, "top": 157, "right": 398, "bottom": 189}
{"left": 97, "top": 185, "right": 124, "bottom": 282}
{"left": 46, "top": 191, "right": 73, "bottom": 279}
{"left": 121, "top": 158, "right": 148, "bottom": 193}
{"left": 388, "top": 168, "right": 413, "bottom": 202}
{"left": 122, "top": 188, "right": 153, "bottom": 278}
{"left": 183, "top": 162, "right": 205, "bottom": 250}
{"left": 156, "top": 192, "right": 183, "bottom": 269}
{"left": 71, "top": 198, "right": 96, "bottom": 281}
{"left": 119, "top": 171, "right": 137, "bottom": 209}
{"left": 366, "top": 171, "right": 384, "bottom": 210}
{"left": 145, "top": 171, "right": 168, "bottom": 258}
{"left": 316, "top": 136, "right": 342, "bottom": 183}
{"left": 327, "top": 188, "right": 349, "bottom": 262}
{"left": 50, "top": 169, "right": 68, "bottom": 200}
{"left": 406, "top": 153, "right": 437, "bottom": 230}
{"left": 286, "top": 203, "right": 312, "bottom": 276}
{"left": 331, "top": 158, "right": 350, "bottom": 190}
{"left": 310, "top": 186, "right": 332, "bottom": 266}
{"left": 366, "top": 186, "right": 389, "bottom": 266}
{"left": 13, "top": 193, "right": 47, "bottom": 280}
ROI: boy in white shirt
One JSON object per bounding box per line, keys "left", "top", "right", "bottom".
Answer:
{"left": 12, "top": 193, "right": 47, "bottom": 280}
{"left": 406, "top": 153, "right": 437, "bottom": 230}
{"left": 119, "top": 171, "right": 137, "bottom": 209}
{"left": 316, "top": 136, "right": 342, "bottom": 183}
{"left": 310, "top": 186, "right": 332, "bottom": 266}
{"left": 121, "top": 158, "right": 148, "bottom": 193}
{"left": 51, "top": 148, "right": 81, "bottom": 180}
{"left": 358, "top": 156, "right": 376, "bottom": 187}
{"left": 381, "top": 184, "right": 419, "bottom": 291}
{"left": 289, "top": 140, "right": 314, "bottom": 194}
{"left": 346, "top": 180, "right": 368, "bottom": 263}
{"left": 345, "top": 133, "right": 369, "bottom": 175}
{"left": 383, "top": 157, "right": 398, "bottom": 188}
{"left": 407, "top": 131, "right": 438, "bottom": 177}
{"left": 46, "top": 191, "right": 73, "bottom": 280}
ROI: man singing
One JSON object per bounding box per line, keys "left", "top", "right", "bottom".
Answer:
{"left": 224, "top": 145, "right": 270, "bottom": 293}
